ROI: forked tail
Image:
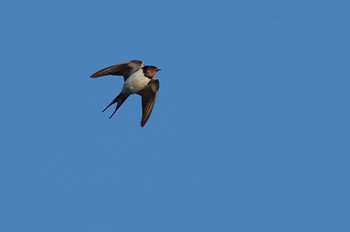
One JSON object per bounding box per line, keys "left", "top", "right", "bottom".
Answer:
{"left": 102, "top": 94, "right": 129, "bottom": 119}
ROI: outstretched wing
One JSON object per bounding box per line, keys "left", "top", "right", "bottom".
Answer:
{"left": 137, "top": 78, "right": 160, "bottom": 127}
{"left": 90, "top": 60, "right": 144, "bottom": 80}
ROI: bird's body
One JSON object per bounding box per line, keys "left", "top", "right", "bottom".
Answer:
{"left": 122, "top": 69, "right": 151, "bottom": 94}
{"left": 90, "top": 60, "right": 161, "bottom": 127}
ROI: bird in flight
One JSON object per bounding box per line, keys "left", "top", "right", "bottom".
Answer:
{"left": 90, "top": 60, "right": 161, "bottom": 127}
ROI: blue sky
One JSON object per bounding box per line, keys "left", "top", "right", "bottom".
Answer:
{"left": 1, "top": 0, "right": 349, "bottom": 231}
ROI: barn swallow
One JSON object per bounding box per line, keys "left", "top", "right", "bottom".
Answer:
{"left": 90, "top": 60, "right": 160, "bottom": 127}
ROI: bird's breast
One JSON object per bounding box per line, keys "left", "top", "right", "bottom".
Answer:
{"left": 123, "top": 69, "right": 150, "bottom": 94}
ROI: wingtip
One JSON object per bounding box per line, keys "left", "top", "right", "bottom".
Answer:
{"left": 90, "top": 73, "right": 100, "bottom": 78}
{"left": 140, "top": 120, "right": 147, "bottom": 128}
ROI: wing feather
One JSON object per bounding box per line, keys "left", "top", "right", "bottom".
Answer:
{"left": 90, "top": 60, "right": 144, "bottom": 80}
{"left": 137, "top": 79, "right": 160, "bottom": 127}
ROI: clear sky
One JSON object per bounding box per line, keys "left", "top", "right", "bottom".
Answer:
{"left": 1, "top": 0, "right": 349, "bottom": 231}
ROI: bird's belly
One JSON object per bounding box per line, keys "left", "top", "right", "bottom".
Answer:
{"left": 123, "top": 71, "right": 150, "bottom": 94}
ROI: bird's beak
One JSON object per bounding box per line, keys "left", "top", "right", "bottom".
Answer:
{"left": 157, "top": 68, "right": 161, "bottom": 71}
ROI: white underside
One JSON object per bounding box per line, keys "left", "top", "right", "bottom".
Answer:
{"left": 122, "top": 69, "right": 150, "bottom": 94}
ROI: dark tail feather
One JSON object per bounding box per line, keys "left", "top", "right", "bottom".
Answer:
{"left": 102, "top": 94, "right": 129, "bottom": 119}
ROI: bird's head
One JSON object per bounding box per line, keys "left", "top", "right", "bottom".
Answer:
{"left": 143, "top": 65, "right": 161, "bottom": 78}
